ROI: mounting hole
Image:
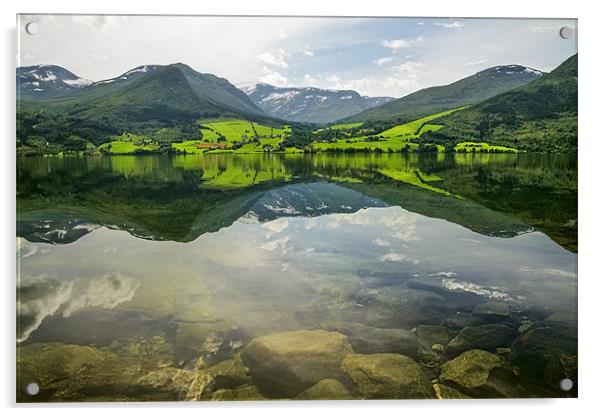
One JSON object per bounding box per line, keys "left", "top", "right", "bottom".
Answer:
{"left": 25, "top": 22, "right": 39, "bottom": 35}
{"left": 559, "top": 378, "right": 573, "bottom": 391}
{"left": 25, "top": 382, "right": 40, "bottom": 396}
{"left": 559, "top": 26, "right": 573, "bottom": 40}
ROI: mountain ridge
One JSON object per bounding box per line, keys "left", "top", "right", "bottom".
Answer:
{"left": 342, "top": 64, "right": 545, "bottom": 123}
{"left": 241, "top": 83, "right": 393, "bottom": 124}
{"left": 420, "top": 54, "right": 577, "bottom": 152}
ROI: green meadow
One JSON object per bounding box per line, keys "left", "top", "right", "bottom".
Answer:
{"left": 311, "top": 109, "right": 461, "bottom": 153}
{"left": 79, "top": 111, "right": 519, "bottom": 156}
{"left": 454, "top": 141, "right": 519, "bottom": 153}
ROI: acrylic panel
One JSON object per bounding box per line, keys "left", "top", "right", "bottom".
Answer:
{"left": 16, "top": 14, "right": 577, "bottom": 402}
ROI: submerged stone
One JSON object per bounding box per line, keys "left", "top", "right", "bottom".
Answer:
{"left": 295, "top": 378, "right": 353, "bottom": 400}
{"left": 432, "top": 383, "right": 471, "bottom": 399}
{"left": 445, "top": 324, "right": 516, "bottom": 357}
{"left": 472, "top": 302, "right": 510, "bottom": 322}
{"left": 417, "top": 325, "right": 449, "bottom": 364}
{"left": 240, "top": 330, "right": 352, "bottom": 398}
{"left": 353, "top": 285, "right": 447, "bottom": 327}
{"left": 333, "top": 322, "right": 417, "bottom": 357}
{"left": 439, "top": 349, "right": 519, "bottom": 398}
{"left": 544, "top": 312, "right": 577, "bottom": 336}
{"left": 17, "top": 341, "right": 194, "bottom": 402}
{"left": 187, "top": 353, "right": 253, "bottom": 400}
{"left": 340, "top": 353, "right": 435, "bottom": 399}
{"left": 510, "top": 324, "right": 577, "bottom": 395}
{"left": 209, "top": 385, "right": 265, "bottom": 401}
{"left": 445, "top": 312, "right": 484, "bottom": 330}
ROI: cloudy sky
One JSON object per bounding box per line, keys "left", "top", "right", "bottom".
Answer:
{"left": 18, "top": 15, "right": 577, "bottom": 98}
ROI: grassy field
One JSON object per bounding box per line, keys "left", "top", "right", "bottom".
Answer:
{"left": 454, "top": 141, "right": 519, "bottom": 153}
{"left": 98, "top": 132, "right": 159, "bottom": 154}
{"left": 378, "top": 108, "right": 464, "bottom": 139}
{"left": 311, "top": 109, "right": 462, "bottom": 153}
{"left": 327, "top": 122, "right": 363, "bottom": 130}
{"left": 200, "top": 119, "right": 285, "bottom": 144}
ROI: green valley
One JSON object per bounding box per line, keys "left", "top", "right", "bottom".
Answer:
{"left": 16, "top": 55, "right": 577, "bottom": 156}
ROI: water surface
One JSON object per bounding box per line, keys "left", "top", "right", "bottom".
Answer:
{"left": 16, "top": 153, "right": 578, "bottom": 401}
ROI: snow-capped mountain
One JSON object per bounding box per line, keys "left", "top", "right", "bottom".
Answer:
{"left": 17, "top": 65, "right": 93, "bottom": 99}
{"left": 89, "top": 65, "right": 160, "bottom": 88}
{"left": 240, "top": 83, "right": 393, "bottom": 124}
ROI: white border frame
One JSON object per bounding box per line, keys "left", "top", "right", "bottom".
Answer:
{"left": 2, "top": 1, "right": 598, "bottom": 414}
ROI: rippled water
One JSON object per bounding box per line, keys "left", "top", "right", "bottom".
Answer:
{"left": 16, "top": 153, "right": 577, "bottom": 401}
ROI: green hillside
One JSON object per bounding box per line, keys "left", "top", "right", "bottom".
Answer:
{"left": 17, "top": 64, "right": 273, "bottom": 153}
{"left": 421, "top": 54, "right": 577, "bottom": 153}
{"left": 343, "top": 64, "right": 543, "bottom": 123}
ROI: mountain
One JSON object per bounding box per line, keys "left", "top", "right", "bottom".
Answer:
{"left": 241, "top": 83, "right": 393, "bottom": 124}
{"left": 343, "top": 65, "right": 544, "bottom": 123}
{"left": 425, "top": 54, "right": 577, "bottom": 152}
{"left": 17, "top": 65, "right": 92, "bottom": 99}
{"left": 17, "top": 63, "right": 271, "bottom": 146}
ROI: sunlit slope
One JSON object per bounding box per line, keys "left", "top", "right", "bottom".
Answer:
{"left": 311, "top": 109, "right": 463, "bottom": 152}
{"left": 431, "top": 54, "right": 578, "bottom": 152}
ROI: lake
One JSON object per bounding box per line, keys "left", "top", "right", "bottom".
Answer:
{"left": 16, "top": 152, "right": 577, "bottom": 400}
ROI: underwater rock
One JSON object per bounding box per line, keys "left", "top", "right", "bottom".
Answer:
{"left": 209, "top": 385, "right": 265, "bottom": 401}
{"left": 544, "top": 312, "right": 577, "bottom": 336}
{"left": 187, "top": 353, "right": 252, "bottom": 400}
{"left": 17, "top": 341, "right": 193, "bottom": 402}
{"left": 332, "top": 322, "right": 417, "bottom": 357}
{"left": 445, "top": 324, "right": 516, "bottom": 357}
{"left": 295, "top": 378, "right": 353, "bottom": 400}
{"left": 445, "top": 312, "right": 484, "bottom": 330}
{"left": 353, "top": 285, "right": 447, "bottom": 327}
{"left": 472, "top": 302, "right": 510, "bottom": 322}
{"left": 406, "top": 276, "right": 446, "bottom": 294}
{"left": 340, "top": 353, "right": 435, "bottom": 399}
{"left": 138, "top": 367, "right": 196, "bottom": 397}
{"left": 17, "top": 342, "right": 111, "bottom": 401}
{"left": 510, "top": 323, "right": 577, "bottom": 396}
{"left": 417, "top": 325, "right": 449, "bottom": 364}
{"left": 439, "top": 349, "right": 519, "bottom": 398}
{"left": 240, "top": 330, "right": 352, "bottom": 398}
{"left": 432, "top": 383, "right": 471, "bottom": 399}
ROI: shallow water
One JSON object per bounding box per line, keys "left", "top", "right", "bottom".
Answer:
{"left": 16, "top": 153, "right": 577, "bottom": 401}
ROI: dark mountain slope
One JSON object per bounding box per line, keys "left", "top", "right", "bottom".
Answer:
{"left": 344, "top": 65, "right": 543, "bottom": 123}
{"left": 17, "top": 63, "right": 272, "bottom": 146}
{"left": 422, "top": 54, "right": 577, "bottom": 152}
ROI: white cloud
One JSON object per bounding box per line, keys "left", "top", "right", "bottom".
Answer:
{"left": 374, "top": 56, "right": 393, "bottom": 66}
{"left": 303, "top": 45, "right": 314, "bottom": 57}
{"left": 464, "top": 57, "right": 488, "bottom": 66}
{"left": 259, "top": 70, "right": 288, "bottom": 87}
{"left": 381, "top": 36, "right": 424, "bottom": 51}
{"left": 435, "top": 21, "right": 464, "bottom": 29}
{"left": 324, "top": 60, "right": 423, "bottom": 97}
{"left": 262, "top": 218, "right": 290, "bottom": 234}
{"left": 326, "top": 74, "right": 341, "bottom": 84}
{"left": 17, "top": 272, "right": 138, "bottom": 342}
{"left": 279, "top": 29, "right": 288, "bottom": 39}
{"left": 381, "top": 39, "right": 410, "bottom": 50}
{"left": 19, "top": 53, "right": 36, "bottom": 60}
{"left": 372, "top": 238, "right": 391, "bottom": 247}
{"left": 91, "top": 53, "right": 108, "bottom": 60}
{"left": 257, "top": 48, "right": 289, "bottom": 69}
{"left": 303, "top": 73, "right": 319, "bottom": 86}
